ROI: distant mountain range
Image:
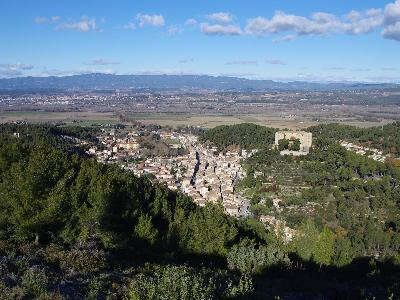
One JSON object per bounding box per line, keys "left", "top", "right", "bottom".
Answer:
{"left": 0, "top": 73, "right": 398, "bottom": 91}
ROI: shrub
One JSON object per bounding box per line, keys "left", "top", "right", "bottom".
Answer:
{"left": 129, "top": 265, "right": 216, "bottom": 300}
{"left": 312, "top": 227, "right": 335, "bottom": 266}
{"left": 21, "top": 266, "right": 48, "bottom": 297}
{"left": 60, "top": 248, "right": 107, "bottom": 274}
{"left": 86, "top": 274, "right": 110, "bottom": 299}
{"left": 224, "top": 274, "right": 254, "bottom": 298}
{"left": 134, "top": 214, "right": 158, "bottom": 246}
{"left": 227, "top": 239, "right": 287, "bottom": 275}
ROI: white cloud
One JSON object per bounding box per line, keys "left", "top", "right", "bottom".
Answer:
{"left": 85, "top": 59, "right": 120, "bottom": 66}
{"left": 265, "top": 59, "right": 286, "bottom": 65}
{"left": 344, "top": 10, "right": 383, "bottom": 35}
{"left": 206, "top": 12, "right": 234, "bottom": 23}
{"left": 131, "top": 69, "right": 199, "bottom": 76}
{"left": 34, "top": 17, "right": 48, "bottom": 24}
{"left": 40, "top": 69, "right": 74, "bottom": 76}
{"left": 273, "top": 34, "right": 297, "bottom": 42}
{"left": 195, "top": 1, "right": 400, "bottom": 42}
{"left": 384, "top": 0, "right": 400, "bottom": 24}
{"left": 225, "top": 60, "right": 258, "bottom": 65}
{"left": 218, "top": 72, "right": 258, "bottom": 77}
{"left": 382, "top": 0, "right": 400, "bottom": 41}
{"left": 123, "top": 22, "right": 136, "bottom": 30}
{"left": 40, "top": 68, "right": 115, "bottom": 77}
{"left": 245, "top": 9, "right": 383, "bottom": 37}
{"left": 179, "top": 58, "right": 194, "bottom": 64}
{"left": 56, "top": 17, "right": 99, "bottom": 32}
{"left": 350, "top": 68, "right": 371, "bottom": 72}
{"left": 0, "top": 70, "right": 22, "bottom": 77}
{"left": 0, "top": 63, "right": 34, "bottom": 78}
{"left": 382, "top": 22, "right": 400, "bottom": 40}
{"left": 346, "top": 10, "right": 361, "bottom": 22}
{"left": 185, "top": 18, "right": 198, "bottom": 26}
{"left": 34, "top": 16, "right": 61, "bottom": 24}
{"left": 136, "top": 14, "right": 165, "bottom": 27}
{"left": 0, "top": 63, "right": 34, "bottom": 71}
{"left": 200, "top": 23, "right": 242, "bottom": 36}
{"left": 10, "top": 63, "right": 34, "bottom": 70}
{"left": 168, "top": 25, "right": 183, "bottom": 35}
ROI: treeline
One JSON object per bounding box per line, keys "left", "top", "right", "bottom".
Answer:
{"left": 0, "top": 123, "right": 100, "bottom": 154}
{"left": 308, "top": 122, "right": 400, "bottom": 156}
{"left": 199, "top": 123, "right": 277, "bottom": 150}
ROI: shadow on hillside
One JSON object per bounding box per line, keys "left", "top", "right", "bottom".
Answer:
{"left": 233, "top": 254, "right": 400, "bottom": 300}
{"left": 104, "top": 239, "right": 400, "bottom": 299}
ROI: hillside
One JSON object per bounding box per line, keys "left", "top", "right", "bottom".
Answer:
{"left": 199, "top": 123, "right": 277, "bottom": 151}
{"left": 0, "top": 124, "right": 399, "bottom": 299}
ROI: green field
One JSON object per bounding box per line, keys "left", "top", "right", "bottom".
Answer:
{"left": 0, "top": 111, "right": 394, "bottom": 129}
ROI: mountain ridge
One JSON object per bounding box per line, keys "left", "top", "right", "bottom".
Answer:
{"left": 0, "top": 73, "right": 398, "bottom": 91}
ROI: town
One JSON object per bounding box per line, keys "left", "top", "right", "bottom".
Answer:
{"left": 86, "top": 126, "right": 251, "bottom": 217}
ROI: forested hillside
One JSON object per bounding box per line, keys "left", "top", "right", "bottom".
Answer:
{"left": 0, "top": 124, "right": 399, "bottom": 299}
{"left": 199, "top": 123, "right": 277, "bottom": 151}
{"left": 308, "top": 122, "right": 400, "bottom": 156}
{"left": 240, "top": 137, "right": 400, "bottom": 258}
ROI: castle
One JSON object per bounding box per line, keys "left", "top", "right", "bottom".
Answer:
{"left": 275, "top": 131, "right": 312, "bottom": 155}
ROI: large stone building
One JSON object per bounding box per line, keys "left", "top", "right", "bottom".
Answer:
{"left": 275, "top": 131, "right": 312, "bottom": 155}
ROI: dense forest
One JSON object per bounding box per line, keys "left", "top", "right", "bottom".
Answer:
{"left": 0, "top": 124, "right": 399, "bottom": 299}
{"left": 199, "top": 123, "right": 277, "bottom": 151}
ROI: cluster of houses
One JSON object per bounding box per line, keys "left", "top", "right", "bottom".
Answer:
{"left": 86, "top": 129, "right": 250, "bottom": 217}
{"left": 87, "top": 129, "right": 141, "bottom": 163}
{"left": 179, "top": 140, "right": 249, "bottom": 217}
{"left": 340, "top": 141, "right": 387, "bottom": 162}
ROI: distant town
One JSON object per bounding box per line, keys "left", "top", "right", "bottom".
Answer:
{"left": 1, "top": 87, "right": 400, "bottom": 126}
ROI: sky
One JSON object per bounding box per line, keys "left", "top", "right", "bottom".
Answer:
{"left": 0, "top": 0, "right": 399, "bottom": 82}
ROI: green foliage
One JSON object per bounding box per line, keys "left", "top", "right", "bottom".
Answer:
{"left": 173, "top": 204, "right": 238, "bottom": 256}
{"left": 60, "top": 248, "right": 107, "bottom": 274}
{"left": 277, "top": 138, "right": 300, "bottom": 151}
{"left": 294, "top": 219, "right": 319, "bottom": 261}
{"left": 200, "top": 123, "right": 277, "bottom": 150}
{"left": 224, "top": 274, "right": 254, "bottom": 298}
{"left": 21, "top": 266, "right": 48, "bottom": 297}
{"left": 0, "top": 140, "right": 78, "bottom": 242}
{"left": 313, "top": 227, "right": 335, "bottom": 266}
{"left": 86, "top": 274, "right": 110, "bottom": 299}
{"left": 227, "top": 238, "right": 287, "bottom": 274}
{"left": 332, "top": 235, "right": 354, "bottom": 267}
{"left": 129, "top": 265, "right": 255, "bottom": 300}
{"left": 278, "top": 138, "right": 290, "bottom": 151}
{"left": 0, "top": 123, "right": 400, "bottom": 299}
{"left": 129, "top": 265, "right": 217, "bottom": 300}
{"left": 289, "top": 138, "right": 301, "bottom": 151}
{"left": 134, "top": 214, "right": 159, "bottom": 245}
{"left": 308, "top": 122, "right": 400, "bottom": 156}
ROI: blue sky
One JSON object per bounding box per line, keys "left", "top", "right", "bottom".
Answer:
{"left": 0, "top": 0, "right": 399, "bottom": 82}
